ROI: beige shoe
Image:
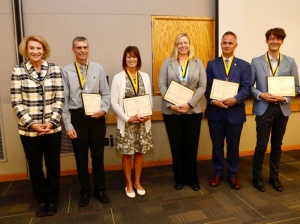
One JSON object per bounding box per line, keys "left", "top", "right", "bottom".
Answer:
{"left": 134, "top": 184, "right": 146, "bottom": 195}
{"left": 125, "top": 187, "right": 135, "bottom": 198}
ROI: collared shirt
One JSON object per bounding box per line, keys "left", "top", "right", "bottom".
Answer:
{"left": 268, "top": 52, "right": 279, "bottom": 76}
{"left": 61, "top": 61, "right": 111, "bottom": 131}
{"left": 222, "top": 55, "right": 233, "bottom": 67}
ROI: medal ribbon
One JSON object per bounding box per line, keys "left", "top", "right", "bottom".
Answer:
{"left": 75, "top": 61, "right": 89, "bottom": 90}
{"left": 222, "top": 56, "right": 234, "bottom": 77}
{"left": 125, "top": 70, "right": 139, "bottom": 96}
{"left": 265, "top": 52, "right": 282, "bottom": 76}
{"left": 180, "top": 59, "right": 189, "bottom": 78}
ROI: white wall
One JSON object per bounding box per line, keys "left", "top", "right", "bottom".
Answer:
{"left": 218, "top": 0, "right": 300, "bottom": 65}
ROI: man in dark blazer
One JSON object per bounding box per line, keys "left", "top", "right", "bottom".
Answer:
{"left": 251, "top": 28, "right": 299, "bottom": 192}
{"left": 205, "top": 31, "right": 251, "bottom": 190}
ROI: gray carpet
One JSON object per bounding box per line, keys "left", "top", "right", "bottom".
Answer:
{"left": 1, "top": 150, "right": 300, "bottom": 223}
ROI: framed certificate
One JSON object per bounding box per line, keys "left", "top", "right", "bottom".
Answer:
{"left": 123, "top": 95, "right": 152, "bottom": 117}
{"left": 163, "top": 80, "right": 194, "bottom": 105}
{"left": 210, "top": 79, "right": 239, "bottom": 100}
{"left": 81, "top": 93, "right": 101, "bottom": 115}
{"left": 268, "top": 76, "right": 295, "bottom": 96}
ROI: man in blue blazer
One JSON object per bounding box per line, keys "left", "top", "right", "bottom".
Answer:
{"left": 205, "top": 31, "right": 251, "bottom": 189}
{"left": 251, "top": 28, "right": 299, "bottom": 192}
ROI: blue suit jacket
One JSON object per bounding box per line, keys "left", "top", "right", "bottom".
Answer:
{"left": 204, "top": 57, "right": 251, "bottom": 124}
{"left": 251, "top": 54, "right": 299, "bottom": 117}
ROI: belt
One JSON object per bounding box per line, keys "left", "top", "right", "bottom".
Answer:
{"left": 69, "top": 108, "right": 84, "bottom": 112}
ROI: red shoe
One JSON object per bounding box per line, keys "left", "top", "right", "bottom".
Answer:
{"left": 227, "top": 177, "right": 241, "bottom": 190}
{"left": 209, "top": 176, "right": 222, "bottom": 187}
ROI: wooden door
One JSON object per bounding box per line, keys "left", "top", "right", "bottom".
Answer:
{"left": 152, "top": 16, "right": 215, "bottom": 95}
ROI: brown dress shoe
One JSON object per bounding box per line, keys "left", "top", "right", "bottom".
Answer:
{"left": 227, "top": 177, "right": 241, "bottom": 190}
{"left": 209, "top": 176, "right": 222, "bottom": 187}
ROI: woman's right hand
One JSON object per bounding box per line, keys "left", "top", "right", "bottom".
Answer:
{"left": 30, "top": 123, "right": 51, "bottom": 136}
{"left": 169, "top": 105, "right": 188, "bottom": 114}
{"left": 128, "top": 114, "right": 140, "bottom": 123}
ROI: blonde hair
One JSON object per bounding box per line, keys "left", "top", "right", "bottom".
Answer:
{"left": 170, "top": 33, "right": 195, "bottom": 60}
{"left": 19, "top": 35, "right": 51, "bottom": 59}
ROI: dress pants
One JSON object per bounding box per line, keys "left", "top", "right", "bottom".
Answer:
{"left": 208, "top": 111, "right": 243, "bottom": 178}
{"left": 252, "top": 103, "right": 288, "bottom": 179}
{"left": 163, "top": 113, "right": 202, "bottom": 185}
{"left": 70, "top": 110, "right": 106, "bottom": 195}
{"left": 20, "top": 132, "right": 61, "bottom": 204}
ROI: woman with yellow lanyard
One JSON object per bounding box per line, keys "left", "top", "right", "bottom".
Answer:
{"left": 159, "top": 33, "right": 207, "bottom": 191}
{"left": 111, "top": 46, "right": 153, "bottom": 198}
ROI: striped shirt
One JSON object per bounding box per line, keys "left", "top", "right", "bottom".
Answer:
{"left": 10, "top": 60, "right": 64, "bottom": 136}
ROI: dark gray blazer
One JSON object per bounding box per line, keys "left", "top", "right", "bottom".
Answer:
{"left": 159, "top": 57, "right": 207, "bottom": 115}
{"left": 251, "top": 54, "right": 299, "bottom": 116}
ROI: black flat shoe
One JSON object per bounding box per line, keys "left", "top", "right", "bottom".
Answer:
{"left": 174, "top": 183, "right": 184, "bottom": 190}
{"left": 36, "top": 203, "right": 47, "bottom": 217}
{"left": 79, "top": 193, "right": 90, "bottom": 207}
{"left": 94, "top": 192, "right": 109, "bottom": 204}
{"left": 190, "top": 184, "right": 200, "bottom": 191}
{"left": 252, "top": 178, "right": 266, "bottom": 192}
{"left": 269, "top": 177, "right": 283, "bottom": 192}
{"left": 47, "top": 203, "right": 57, "bottom": 216}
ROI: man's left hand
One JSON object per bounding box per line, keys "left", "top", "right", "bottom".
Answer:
{"left": 223, "top": 98, "right": 237, "bottom": 107}
{"left": 91, "top": 110, "right": 106, "bottom": 119}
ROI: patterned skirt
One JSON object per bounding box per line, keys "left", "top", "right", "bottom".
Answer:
{"left": 116, "top": 122, "right": 153, "bottom": 155}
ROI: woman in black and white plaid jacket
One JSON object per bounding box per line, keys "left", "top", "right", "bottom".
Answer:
{"left": 10, "top": 35, "right": 64, "bottom": 217}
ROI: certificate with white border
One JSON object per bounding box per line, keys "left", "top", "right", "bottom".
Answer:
{"left": 81, "top": 93, "right": 101, "bottom": 115}
{"left": 210, "top": 79, "right": 239, "bottom": 100}
{"left": 123, "top": 95, "right": 152, "bottom": 117}
{"left": 268, "top": 76, "right": 295, "bottom": 96}
{"left": 163, "top": 80, "right": 194, "bottom": 105}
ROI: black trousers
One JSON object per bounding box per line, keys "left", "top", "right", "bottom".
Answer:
{"left": 70, "top": 110, "right": 106, "bottom": 195}
{"left": 252, "top": 103, "right": 288, "bottom": 179}
{"left": 20, "top": 132, "right": 61, "bottom": 204}
{"left": 163, "top": 113, "right": 202, "bottom": 185}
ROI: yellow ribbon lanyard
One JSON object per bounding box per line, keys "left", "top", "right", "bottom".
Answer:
{"left": 265, "top": 52, "right": 282, "bottom": 76}
{"left": 180, "top": 59, "right": 189, "bottom": 78}
{"left": 222, "top": 56, "right": 234, "bottom": 78}
{"left": 75, "top": 61, "right": 89, "bottom": 90}
{"left": 126, "top": 70, "right": 139, "bottom": 96}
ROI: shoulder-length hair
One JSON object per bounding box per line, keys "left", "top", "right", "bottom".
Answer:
{"left": 19, "top": 35, "right": 51, "bottom": 59}
{"left": 170, "top": 33, "right": 195, "bottom": 60}
{"left": 122, "top": 46, "right": 142, "bottom": 70}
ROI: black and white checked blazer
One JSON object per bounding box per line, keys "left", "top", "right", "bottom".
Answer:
{"left": 11, "top": 60, "right": 64, "bottom": 136}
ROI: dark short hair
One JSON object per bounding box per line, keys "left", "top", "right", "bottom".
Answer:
{"left": 222, "top": 31, "right": 237, "bottom": 40}
{"left": 265, "top": 28, "right": 286, "bottom": 40}
{"left": 122, "top": 46, "right": 142, "bottom": 70}
{"left": 72, "top": 36, "right": 88, "bottom": 47}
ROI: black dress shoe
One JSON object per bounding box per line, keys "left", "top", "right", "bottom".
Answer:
{"left": 252, "top": 178, "right": 266, "bottom": 192}
{"left": 174, "top": 183, "right": 184, "bottom": 190}
{"left": 269, "top": 177, "right": 283, "bottom": 192}
{"left": 36, "top": 203, "right": 47, "bottom": 217}
{"left": 94, "top": 192, "right": 109, "bottom": 204}
{"left": 47, "top": 203, "right": 57, "bottom": 216}
{"left": 79, "top": 193, "right": 91, "bottom": 207}
{"left": 190, "top": 184, "right": 200, "bottom": 191}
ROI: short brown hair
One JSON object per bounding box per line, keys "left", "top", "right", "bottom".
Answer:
{"left": 122, "top": 46, "right": 142, "bottom": 70}
{"left": 19, "top": 35, "right": 51, "bottom": 59}
{"left": 72, "top": 36, "right": 88, "bottom": 47}
{"left": 265, "top": 28, "right": 286, "bottom": 40}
